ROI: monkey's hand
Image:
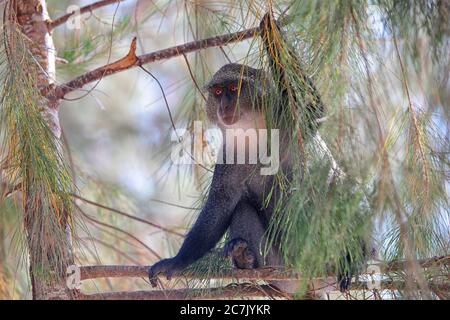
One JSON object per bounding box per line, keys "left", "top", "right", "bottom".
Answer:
{"left": 148, "top": 258, "right": 186, "bottom": 287}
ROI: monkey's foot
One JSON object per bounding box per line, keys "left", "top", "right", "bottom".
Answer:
{"left": 224, "top": 238, "right": 257, "bottom": 269}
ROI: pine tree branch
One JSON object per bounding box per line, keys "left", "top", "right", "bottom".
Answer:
{"left": 77, "top": 256, "right": 449, "bottom": 299}
{"left": 46, "top": 26, "right": 262, "bottom": 100}
{"left": 78, "top": 279, "right": 450, "bottom": 300}
{"left": 79, "top": 255, "right": 449, "bottom": 281}
{"left": 80, "top": 265, "right": 299, "bottom": 281}
{"left": 46, "top": 0, "right": 127, "bottom": 31}
{"left": 76, "top": 255, "right": 449, "bottom": 300}
{"left": 79, "top": 284, "right": 291, "bottom": 300}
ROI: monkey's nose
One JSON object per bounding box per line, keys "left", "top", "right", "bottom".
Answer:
{"left": 220, "top": 100, "right": 231, "bottom": 110}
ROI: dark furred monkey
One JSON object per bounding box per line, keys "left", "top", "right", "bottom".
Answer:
{"left": 149, "top": 62, "right": 285, "bottom": 278}
{"left": 149, "top": 13, "right": 357, "bottom": 293}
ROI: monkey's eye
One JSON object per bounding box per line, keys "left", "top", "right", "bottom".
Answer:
{"left": 214, "top": 87, "right": 223, "bottom": 96}
{"left": 229, "top": 84, "right": 238, "bottom": 92}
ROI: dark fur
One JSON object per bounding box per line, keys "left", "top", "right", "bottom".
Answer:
{"left": 148, "top": 156, "right": 287, "bottom": 283}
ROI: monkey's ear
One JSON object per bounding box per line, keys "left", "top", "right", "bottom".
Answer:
{"left": 202, "top": 82, "right": 212, "bottom": 92}
{"left": 202, "top": 78, "right": 219, "bottom": 92}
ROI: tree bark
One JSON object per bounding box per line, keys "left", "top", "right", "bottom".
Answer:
{"left": 79, "top": 284, "right": 291, "bottom": 300}
{"left": 12, "top": 0, "right": 74, "bottom": 300}
{"left": 78, "top": 255, "right": 450, "bottom": 281}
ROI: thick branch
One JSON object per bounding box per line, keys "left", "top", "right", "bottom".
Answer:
{"left": 47, "top": 0, "right": 126, "bottom": 31}
{"left": 77, "top": 256, "right": 449, "bottom": 300}
{"left": 78, "top": 281, "right": 450, "bottom": 300}
{"left": 47, "top": 26, "right": 261, "bottom": 99}
{"left": 79, "top": 255, "right": 449, "bottom": 281}
{"left": 80, "top": 265, "right": 298, "bottom": 281}
{"left": 79, "top": 284, "right": 290, "bottom": 300}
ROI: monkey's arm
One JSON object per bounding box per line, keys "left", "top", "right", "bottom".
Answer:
{"left": 149, "top": 164, "right": 244, "bottom": 286}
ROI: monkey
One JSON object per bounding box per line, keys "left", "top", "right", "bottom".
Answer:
{"left": 149, "top": 13, "right": 367, "bottom": 295}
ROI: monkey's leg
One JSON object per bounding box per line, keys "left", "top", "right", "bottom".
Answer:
{"left": 225, "top": 201, "right": 266, "bottom": 269}
{"left": 226, "top": 202, "right": 302, "bottom": 294}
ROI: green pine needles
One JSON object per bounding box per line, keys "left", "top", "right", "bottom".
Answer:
{"left": 0, "top": 23, "right": 76, "bottom": 283}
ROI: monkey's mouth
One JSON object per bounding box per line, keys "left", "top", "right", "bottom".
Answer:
{"left": 219, "top": 110, "right": 240, "bottom": 125}
{"left": 221, "top": 115, "right": 240, "bottom": 125}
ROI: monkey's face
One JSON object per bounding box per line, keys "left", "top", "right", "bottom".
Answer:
{"left": 205, "top": 63, "right": 268, "bottom": 130}
{"left": 208, "top": 82, "right": 243, "bottom": 126}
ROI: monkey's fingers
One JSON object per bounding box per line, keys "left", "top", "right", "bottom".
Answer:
{"left": 148, "top": 266, "right": 159, "bottom": 287}
{"left": 165, "top": 268, "right": 175, "bottom": 282}
{"left": 150, "top": 278, "right": 158, "bottom": 287}
{"left": 149, "top": 261, "right": 169, "bottom": 287}
{"left": 149, "top": 258, "right": 182, "bottom": 287}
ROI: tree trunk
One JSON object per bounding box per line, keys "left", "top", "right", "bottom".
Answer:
{"left": 12, "top": 0, "right": 74, "bottom": 300}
